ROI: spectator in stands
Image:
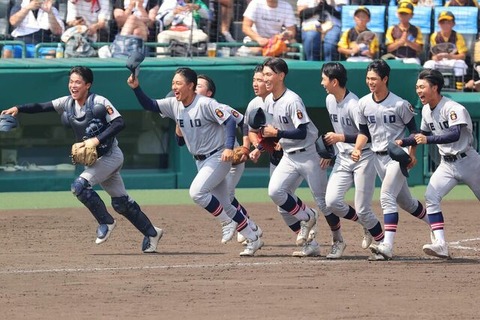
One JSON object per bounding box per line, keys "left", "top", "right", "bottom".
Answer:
{"left": 446, "top": 0, "right": 479, "bottom": 7}
{"left": 464, "top": 64, "right": 480, "bottom": 91}
{"left": 4, "top": 0, "right": 65, "bottom": 58}
{"left": 66, "top": 0, "right": 112, "bottom": 42}
{"left": 113, "top": 0, "right": 160, "bottom": 41}
{"left": 337, "top": 6, "right": 379, "bottom": 62}
{"left": 423, "top": 11, "right": 469, "bottom": 90}
{"left": 155, "top": 0, "right": 210, "bottom": 57}
{"left": 218, "top": 0, "right": 235, "bottom": 42}
{"left": 384, "top": 1, "right": 424, "bottom": 64}
{"left": 350, "top": 0, "right": 389, "bottom": 4}
{"left": 297, "top": 0, "right": 345, "bottom": 61}
{"left": 242, "top": 0, "right": 296, "bottom": 55}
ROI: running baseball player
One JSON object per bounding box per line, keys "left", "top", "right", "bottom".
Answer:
{"left": 257, "top": 57, "right": 320, "bottom": 254}
{"left": 351, "top": 59, "right": 430, "bottom": 261}
{"left": 192, "top": 74, "right": 262, "bottom": 245}
{"left": 127, "top": 67, "right": 263, "bottom": 256}
{"left": 320, "top": 62, "right": 385, "bottom": 259}
{"left": 398, "top": 69, "right": 480, "bottom": 259}
{"left": 1, "top": 66, "right": 163, "bottom": 253}
{"left": 246, "top": 65, "right": 317, "bottom": 256}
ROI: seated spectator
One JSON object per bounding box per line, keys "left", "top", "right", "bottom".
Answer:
{"left": 384, "top": 1, "right": 423, "bottom": 64}
{"left": 218, "top": 0, "right": 235, "bottom": 42}
{"left": 337, "top": 7, "right": 379, "bottom": 62}
{"left": 297, "top": 0, "right": 346, "bottom": 61}
{"left": 66, "top": 0, "right": 112, "bottom": 42}
{"left": 113, "top": 0, "right": 160, "bottom": 41}
{"left": 446, "top": 0, "right": 479, "bottom": 7}
{"left": 242, "top": 0, "right": 297, "bottom": 56}
{"left": 423, "top": 11, "right": 469, "bottom": 89}
{"left": 4, "top": 0, "right": 65, "bottom": 58}
{"left": 155, "top": 0, "right": 210, "bottom": 57}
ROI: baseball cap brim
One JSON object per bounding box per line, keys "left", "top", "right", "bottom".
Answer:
{"left": 397, "top": 8, "right": 413, "bottom": 14}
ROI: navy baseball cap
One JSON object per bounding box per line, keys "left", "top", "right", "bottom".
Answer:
{"left": 315, "top": 135, "right": 336, "bottom": 159}
{"left": 387, "top": 142, "right": 411, "bottom": 177}
{"left": 248, "top": 107, "right": 274, "bottom": 129}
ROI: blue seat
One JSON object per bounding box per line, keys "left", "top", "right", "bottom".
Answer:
{"left": 387, "top": 6, "right": 433, "bottom": 36}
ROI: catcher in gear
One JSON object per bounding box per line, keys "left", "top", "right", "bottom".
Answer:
{"left": 0, "top": 66, "right": 163, "bottom": 253}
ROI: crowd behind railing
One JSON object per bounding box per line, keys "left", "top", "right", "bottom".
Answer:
{"left": 0, "top": 0, "right": 479, "bottom": 91}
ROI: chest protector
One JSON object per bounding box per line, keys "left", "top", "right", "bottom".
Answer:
{"left": 61, "top": 93, "right": 114, "bottom": 157}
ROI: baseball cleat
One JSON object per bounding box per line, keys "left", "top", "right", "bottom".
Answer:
{"left": 221, "top": 219, "right": 237, "bottom": 244}
{"left": 239, "top": 236, "right": 264, "bottom": 256}
{"left": 361, "top": 227, "right": 373, "bottom": 249}
{"left": 292, "top": 240, "right": 321, "bottom": 257}
{"left": 296, "top": 208, "right": 318, "bottom": 246}
{"left": 326, "top": 240, "right": 347, "bottom": 259}
{"left": 423, "top": 241, "right": 450, "bottom": 259}
{"left": 367, "top": 253, "right": 386, "bottom": 261}
{"left": 96, "top": 220, "right": 117, "bottom": 244}
{"left": 237, "top": 232, "right": 246, "bottom": 244}
{"left": 142, "top": 227, "right": 163, "bottom": 253}
{"left": 369, "top": 242, "right": 393, "bottom": 260}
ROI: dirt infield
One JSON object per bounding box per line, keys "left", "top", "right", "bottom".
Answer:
{"left": 0, "top": 200, "right": 479, "bottom": 319}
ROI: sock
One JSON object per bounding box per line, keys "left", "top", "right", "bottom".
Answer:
{"left": 343, "top": 205, "right": 359, "bottom": 222}
{"left": 234, "top": 210, "right": 257, "bottom": 241}
{"left": 428, "top": 212, "right": 445, "bottom": 243}
{"left": 383, "top": 212, "right": 399, "bottom": 246}
{"left": 289, "top": 221, "right": 301, "bottom": 234}
{"left": 369, "top": 221, "right": 385, "bottom": 242}
{"left": 410, "top": 201, "right": 429, "bottom": 224}
{"left": 324, "top": 213, "right": 343, "bottom": 242}
{"left": 205, "top": 196, "right": 230, "bottom": 222}
{"left": 232, "top": 197, "right": 249, "bottom": 218}
{"left": 279, "top": 195, "right": 309, "bottom": 221}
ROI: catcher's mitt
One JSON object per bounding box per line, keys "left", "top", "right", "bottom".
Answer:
{"left": 71, "top": 142, "right": 98, "bottom": 166}
{"left": 232, "top": 146, "right": 250, "bottom": 165}
{"left": 257, "top": 131, "right": 278, "bottom": 154}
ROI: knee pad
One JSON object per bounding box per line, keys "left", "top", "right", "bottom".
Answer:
{"left": 71, "top": 177, "right": 92, "bottom": 202}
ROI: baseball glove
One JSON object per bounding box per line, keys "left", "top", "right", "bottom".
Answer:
{"left": 71, "top": 142, "right": 98, "bottom": 166}
{"left": 257, "top": 132, "right": 278, "bottom": 154}
{"left": 232, "top": 146, "right": 250, "bottom": 165}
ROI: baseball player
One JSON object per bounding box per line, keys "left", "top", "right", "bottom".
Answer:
{"left": 246, "top": 65, "right": 318, "bottom": 256}
{"left": 1, "top": 66, "right": 163, "bottom": 253}
{"left": 256, "top": 57, "right": 321, "bottom": 254}
{"left": 320, "top": 62, "right": 385, "bottom": 259}
{"left": 192, "top": 74, "right": 262, "bottom": 244}
{"left": 127, "top": 67, "right": 263, "bottom": 256}
{"left": 398, "top": 69, "right": 480, "bottom": 259}
{"left": 351, "top": 59, "right": 430, "bottom": 260}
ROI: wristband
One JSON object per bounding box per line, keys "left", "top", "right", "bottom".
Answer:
{"left": 256, "top": 144, "right": 265, "bottom": 152}
{"left": 242, "top": 146, "right": 250, "bottom": 155}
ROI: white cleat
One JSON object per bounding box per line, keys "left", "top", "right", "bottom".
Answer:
{"left": 237, "top": 224, "right": 263, "bottom": 245}
{"left": 221, "top": 219, "right": 237, "bottom": 244}
{"left": 296, "top": 208, "right": 318, "bottom": 246}
{"left": 326, "top": 241, "right": 347, "bottom": 259}
{"left": 95, "top": 220, "right": 117, "bottom": 244}
{"left": 369, "top": 242, "right": 393, "bottom": 260}
{"left": 362, "top": 227, "right": 373, "bottom": 249}
{"left": 292, "top": 240, "right": 321, "bottom": 257}
{"left": 367, "top": 253, "right": 386, "bottom": 261}
{"left": 142, "top": 227, "right": 164, "bottom": 253}
{"left": 239, "top": 237, "right": 264, "bottom": 256}
{"left": 423, "top": 241, "right": 450, "bottom": 259}
{"left": 237, "top": 232, "right": 246, "bottom": 244}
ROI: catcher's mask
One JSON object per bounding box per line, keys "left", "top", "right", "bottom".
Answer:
{"left": 126, "top": 51, "right": 145, "bottom": 80}
{"left": 387, "top": 141, "right": 411, "bottom": 178}
{"left": 248, "top": 107, "right": 274, "bottom": 129}
{"left": 315, "top": 135, "right": 336, "bottom": 159}
{"left": 0, "top": 114, "right": 18, "bottom": 132}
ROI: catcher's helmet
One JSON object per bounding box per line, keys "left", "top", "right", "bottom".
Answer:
{"left": 126, "top": 51, "right": 145, "bottom": 79}
{"left": 387, "top": 141, "right": 411, "bottom": 178}
{"left": 0, "top": 114, "right": 18, "bottom": 132}
{"left": 248, "top": 107, "right": 274, "bottom": 129}
{"left": 315, "top": 135, "right": 335, "bottom": 159}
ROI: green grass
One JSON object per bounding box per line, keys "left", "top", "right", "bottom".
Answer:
{"left": 0, "top": 185, "right": 477, "bottom": 210}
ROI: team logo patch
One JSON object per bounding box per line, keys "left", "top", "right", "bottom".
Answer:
{"left": 215, "top": 109, "right": 224, "bottom": 118}
{"left": 231, "top": 110, "right": 239, "bottom": 118}
{"left": 450, "top": 111, "right": 457, "bottom": 121}
{"left": 408, "top": 103, "right": 414, "bottom": 113}
{"left": 296, "top": 110, "right": 304, "bottom": 120}
{"left": 106, "top": 105, "right": 114, "bottom": 115}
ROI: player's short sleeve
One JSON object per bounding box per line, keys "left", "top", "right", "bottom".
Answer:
{"left": 156, "top": 97, "right": 176, "bottom": 119}
{"left": 289, "top": 97, "right": 310, "bottom": 128}
{"left": 447, "top": 104, "right": 469, "bottom": 127}
{"left": 51, "top": 96, "right": 69, "bottom": 114}
{"left": 94, "top": 96, "right": 122, "bottom": 122}
{"left": 455, "top": 33, "right": 468, "bottom": 55}
{"left": 226, "top": 105, "right": 244, "bottom": 126}
{"left": 205, "top": 99, "right": 231, "bottom": 125}
{"left": 337, "top": 30, "right": 350, "bottom": 49}
{"left": 396, "top": 99, "right": 415, "bottom": 124}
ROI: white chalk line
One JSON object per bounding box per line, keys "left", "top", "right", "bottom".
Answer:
{"left": 0, "top": 237, "right": 478, "bottom": 275}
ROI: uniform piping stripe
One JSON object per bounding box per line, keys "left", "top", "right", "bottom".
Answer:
{"left": 236, "top": 219, "right": 248, "bottom": 231}
{"left": 290, "top": 204, "right": 301, "bottom": 216}
{"left": 212, "top": 206, "right": 223, "bottom": 217}
{"left": 384, "top": 224, "right": 397, "bottom": 232}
